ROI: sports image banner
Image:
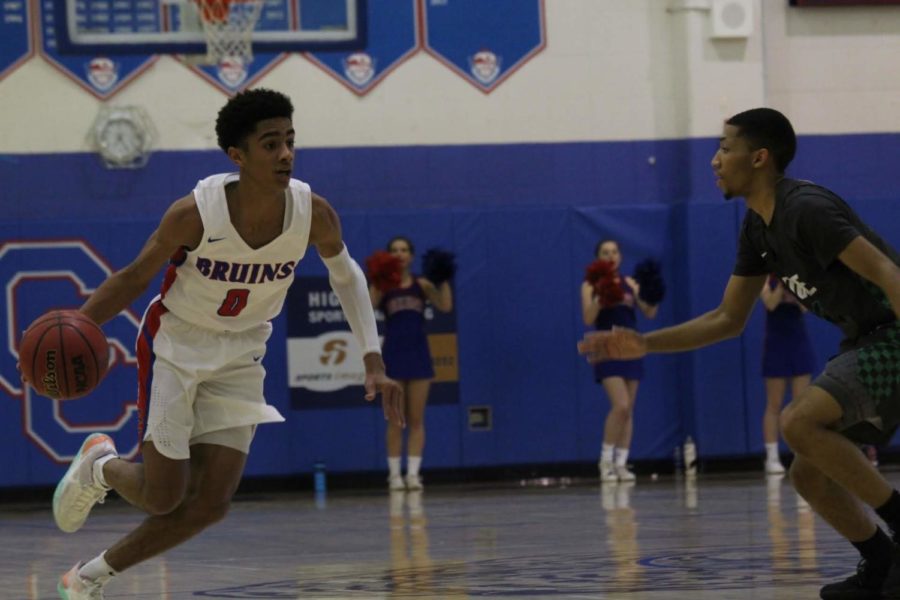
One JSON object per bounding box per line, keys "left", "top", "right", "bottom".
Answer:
{"left": 286, "top": 276, "right": 459, "bottom": 409}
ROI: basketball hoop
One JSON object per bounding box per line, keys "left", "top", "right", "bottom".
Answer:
{"left": 191, "top": 0, "right": 264, "bottom": 66}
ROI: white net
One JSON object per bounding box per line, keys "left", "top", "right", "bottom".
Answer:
{"left": 192, "top": 0, "right": 264, "bottom": 66}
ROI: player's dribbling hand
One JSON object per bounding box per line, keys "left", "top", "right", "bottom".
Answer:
{"left": 365, "top": 373, "right": 405, "bottom": 427}
{"left": 577, "top": 326, "right": 647, "bottom": 363}
{"left": 362, "top": 353, "right": 405, "bottom": 427}
{"left": 16, "top": 361, "right": 27, "bottom": 383}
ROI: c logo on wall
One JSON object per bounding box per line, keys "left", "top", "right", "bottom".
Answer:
{"left": 0, "top": 241, "right": 141, "bottom": 464}
{"left": 286, "top": 277, "right": 459, "bottom": 409}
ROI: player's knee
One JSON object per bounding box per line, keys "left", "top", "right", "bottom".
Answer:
{"left": 143, "top": 490, "right": 185, "bottom": 516}
{"left": 186, "top": 499, "right": 232, "bottom": 528}
{"left": 779, "top": 405, "right": 808, "bottom": 452}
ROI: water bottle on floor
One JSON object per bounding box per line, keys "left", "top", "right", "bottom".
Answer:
{"left": 314, "top": 461, "right": 327, "bottom": 493}
{"left": 684, "top": 436, "right": 697, "bottom": 478}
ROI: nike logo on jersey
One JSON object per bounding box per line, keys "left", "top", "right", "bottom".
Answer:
{"left": 761, "top": 252, "right": 767, "bottom": 258}
{"left": 252, "top": 355, "right": 263, "bottom": 362}
{"left": 208, "top": 237, "right": 226, "bottom": 243}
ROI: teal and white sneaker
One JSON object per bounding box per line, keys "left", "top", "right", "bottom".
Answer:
{"left": 53, "top": 433, "right": 117, "bottom": 533}
{"left": 58, "top": 562, "right": 105, "bottom": 599}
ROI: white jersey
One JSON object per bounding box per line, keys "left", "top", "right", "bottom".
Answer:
{"left": 159, "top": 172, "right": 313, "bottom": 332}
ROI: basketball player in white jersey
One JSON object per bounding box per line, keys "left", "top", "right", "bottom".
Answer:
{"left": 41, "top": 88, "right": 404, "bottom": 599}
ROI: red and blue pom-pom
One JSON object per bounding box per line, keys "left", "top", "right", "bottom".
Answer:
{"left": 365, "top": 251, "right": 402, "bottom": 293}
{"left": 633, "top": 258, "right": 665, "bottom": 305}
{"left": 422, "top": 248, "right": 456, "bottom": 285}
{"left": 585, "top": 259, "right": 624, "bottom": 306}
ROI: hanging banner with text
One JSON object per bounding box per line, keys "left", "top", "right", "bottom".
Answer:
{"left": 286, "top": 277, "right": 459, "bottom": 409}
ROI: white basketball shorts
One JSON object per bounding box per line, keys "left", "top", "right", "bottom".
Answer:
{"left": 136, "top": 299, "right": 285, "bottom": 460}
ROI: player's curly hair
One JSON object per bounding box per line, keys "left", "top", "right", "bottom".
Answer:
{"left": 215, "top": 88, "right": 294, "bottom": 153}
{"left": 726, "top": 108, "right": 796, "bottom": 174}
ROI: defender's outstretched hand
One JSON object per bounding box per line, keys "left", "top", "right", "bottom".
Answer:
{"left": 365, "top": 372, "right": 405, "bottom": 427}
{"left": 578, "top": 326, "right": 647, "bottom": 363}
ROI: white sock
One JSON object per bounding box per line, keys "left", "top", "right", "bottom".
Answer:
{"left": 615, "top": 448, "right": 629, "bottom": 467}
{"left": 765, "top": 443, "right": 780, "bottom": 463}
{"left": 407, "top": 456, "right": 422, "bottom": 477}
{"left": 93, "top": 454, "right": 115, "bottom": 489}
{"left": 388, "top": 457, "right": 401, "bottom": 477}
{"left": 600, "top": 443, "right": 614, "bottom": 464}
{"left": 78, "top": 551, "right": 117, "bottom": 583}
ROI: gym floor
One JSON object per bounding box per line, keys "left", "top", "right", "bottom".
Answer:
{"left": 0, "top": 470, "right": 877, "bottom": 599}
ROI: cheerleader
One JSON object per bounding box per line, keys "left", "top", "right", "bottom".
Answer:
{"left": 760, "top": 275, "right": 814, "bottom": 474}
{"left": 581, "top": 240, "right": 662, "bottom": 483}
{"left": 369, "top": 237, "right": 454, "bottom": 491}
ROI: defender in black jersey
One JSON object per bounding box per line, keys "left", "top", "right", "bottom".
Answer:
{"left": 578, "top": 108, "right": 900, "bottom": 600}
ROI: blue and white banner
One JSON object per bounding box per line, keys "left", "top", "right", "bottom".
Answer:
{"left": 182, "top": 52, "right": 289, "bottom": 95}
{"left": 38, "top": 1, "right": 157, "bottom": 99}
{"left": 286, "top": 276, "right": 459, "bottom": 409}
{"left": 422, "top": 0, "right": 546, "bottom": 94}
{"left": 303, "top": 0, "right": 419, "bottom": 96}
{"left": 0, "top": 0, "right": 33, "bottom": 82}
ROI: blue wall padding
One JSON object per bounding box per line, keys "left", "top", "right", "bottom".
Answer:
{"left": 2, "top": 133, "right": 899, "bottom": 486}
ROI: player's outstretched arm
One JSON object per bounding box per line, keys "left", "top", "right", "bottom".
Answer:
{"left": 839, "top": 236, "right": 900, "bottom": 319}
{"left": 80, "top": 195, "right": 202, "bottom": 326}
{"left": 578, "top": 274, "right": 765, "bottom": 362}
{"left": 311, "top": 193, "right": 405, "bottom": 426}
{"left": 644, "top": 273, "right": 764, "bottom": 352}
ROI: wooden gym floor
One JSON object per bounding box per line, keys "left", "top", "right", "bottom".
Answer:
{"left": 1, "top": 470, "right": 886, "bottom": 599}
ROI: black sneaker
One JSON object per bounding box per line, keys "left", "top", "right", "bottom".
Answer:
{"left": 881, "top": 547, "right": 900, "bottom": 599}
{"left": 819, "top": 559, "right": 886, "bottom": 599}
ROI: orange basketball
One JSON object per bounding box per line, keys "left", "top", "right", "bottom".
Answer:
{"left": 18, "top": 310, "right": 110, "bottom": 400}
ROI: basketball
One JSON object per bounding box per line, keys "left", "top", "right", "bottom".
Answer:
{"left": 18, "top": 310, "right": 110, "bottom": 400}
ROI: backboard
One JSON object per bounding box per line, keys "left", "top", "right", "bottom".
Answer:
{"left": 54, "top": 0, "right": 366, "bottom": 55}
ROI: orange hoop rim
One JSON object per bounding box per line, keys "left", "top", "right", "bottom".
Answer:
{"left": 195, "top": 0, "right": 258, "bottom": 23}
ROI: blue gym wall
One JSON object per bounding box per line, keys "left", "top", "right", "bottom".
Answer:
{"left": 2, "top": 133, "right": 899, "bottom": 487}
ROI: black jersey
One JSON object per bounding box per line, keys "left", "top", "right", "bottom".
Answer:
{"left": 734, "top": 178, "right": 899, "bottom": 348}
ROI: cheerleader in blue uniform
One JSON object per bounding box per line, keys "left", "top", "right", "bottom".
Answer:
{"left": 581, "top": 240, "right": 660, "bottom": 483}
{"left": 369, "top": 237, "right": 453, "bottom": 491}
{"left": 760, "top": 275, "right": 814, "bottom": 474}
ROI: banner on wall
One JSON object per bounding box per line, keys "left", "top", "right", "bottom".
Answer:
{"left": 423, "top": 0, "right": 546, "bottom": 94}
{"left": 0, "top": 0, "right": 33, "bottom": 82}
{"left": 183, "top": 52, "right": 289, "bottom": 95}
{"left": 38, "top": 2, "right": 157, "bottom": 99}
{"left": 303, "top": 0, "right": 419, "bottom": 96}
{"left": 286, "top": 276, "right": 459, "bottom": 409}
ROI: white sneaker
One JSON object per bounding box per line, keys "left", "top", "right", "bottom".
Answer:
{"left": 765, "top": 459, "right": 786, "bottom": 475}
{"left": 54, "top": 433, "right": 117, "bottom": 533}
{"left": 598, "top": 460, "right": 618, "bottom": 483}
{"left": 388, "top": 474, "right": 406, "bottom": 491}
{"left": 615, "top": 465, "right": 637, "bottom": 482}
{"left": 58, "top": 562, "right": 105, "bottom": 599}
{"left": 405, "top": 473, "right": 424, "bottom": 491}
